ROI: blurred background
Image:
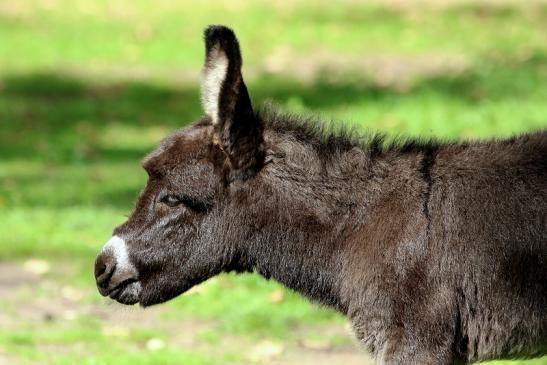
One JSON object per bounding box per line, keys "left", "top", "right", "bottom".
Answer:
{"left": 1, "top": 0, "right": 546, "bottom": 364}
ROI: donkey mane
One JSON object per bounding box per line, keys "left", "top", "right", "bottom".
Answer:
{"left": 259, "top": 104, "right": 547, "bottom": 162}
{"left": 258, "top": 104, "right": 448, "bottom": 160}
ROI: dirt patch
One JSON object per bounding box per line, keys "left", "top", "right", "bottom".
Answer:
{"left": 261, "top": 46, "right": 469, "bottom": 88}
{"left": 0, "top": 261, "right": 40, "bottom": 288}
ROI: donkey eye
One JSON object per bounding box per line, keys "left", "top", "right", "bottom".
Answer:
{"left": 159, "top": 194, "right": 212, "bottom": 213}
{"left": 159, "top": 194, "right": 181, "bottom": 207}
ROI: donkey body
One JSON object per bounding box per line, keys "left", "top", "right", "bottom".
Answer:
{"left": 95, "top": 26, "right": 547, "bottom": 364}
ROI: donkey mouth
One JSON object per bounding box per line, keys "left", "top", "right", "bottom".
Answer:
{"left": 103, "top": 279, "right": 142, "bottom": 305}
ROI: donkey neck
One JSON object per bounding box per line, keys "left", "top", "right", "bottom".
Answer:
{"left": 240, "top": 149, "right": 379, "bottom": 314}
{"left": 239, "top": 132, "right": 432, "bottom": 315}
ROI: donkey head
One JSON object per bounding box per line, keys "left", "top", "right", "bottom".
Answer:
{"left": 94, "top": 26, "right": 266, "bottom": 306}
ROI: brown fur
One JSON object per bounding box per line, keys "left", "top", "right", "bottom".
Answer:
{"left": 95, "top": 26, "right": 547, "bottom": 364}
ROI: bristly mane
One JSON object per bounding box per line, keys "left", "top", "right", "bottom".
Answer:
{"left": 257, "top": 104, "right": 446, "bottom": 159}
{"left": 259, "top": 105, "right": 547, "bottom": 162}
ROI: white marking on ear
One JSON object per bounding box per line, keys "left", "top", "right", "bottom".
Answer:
{"left": 201, "top": 46, "right": 228, "bottom": 125}
{"left": 101, "top": 235, "right": 131, "bottom": 272}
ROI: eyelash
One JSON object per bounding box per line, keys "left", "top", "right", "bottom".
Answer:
{"left": 159, "top": 194, "right": 211, "bottom": 213}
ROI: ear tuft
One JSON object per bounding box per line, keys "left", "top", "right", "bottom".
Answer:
{"left": 203, "top": 26, "right": 241, "bottom": 66}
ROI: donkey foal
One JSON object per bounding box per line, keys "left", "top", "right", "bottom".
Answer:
{"left": 95, "top": 25, "right": 547, "bottom": 365}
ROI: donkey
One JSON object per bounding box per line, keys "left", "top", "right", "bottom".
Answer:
{"left": 95, "top": 25, "right": 547, "bottom": 364}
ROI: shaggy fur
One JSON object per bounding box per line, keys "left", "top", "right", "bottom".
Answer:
{"left": 95, "top": 25, "right": 547, "bottom": 365}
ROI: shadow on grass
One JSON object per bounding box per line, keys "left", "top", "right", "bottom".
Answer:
{"left": 1, "top": 53, "right": 545, "bottom": 208}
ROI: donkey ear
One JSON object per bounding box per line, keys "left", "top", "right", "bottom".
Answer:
{"left": 201, "top": 25, "right": 263, "bottom": 181}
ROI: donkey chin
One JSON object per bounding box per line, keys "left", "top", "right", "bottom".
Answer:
{"left": 95, "top": 236, "right": 142, "bottom": 305}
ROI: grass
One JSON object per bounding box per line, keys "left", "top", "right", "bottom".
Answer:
{"left": 1, "top": 1, "right": 546, "bottom": 364}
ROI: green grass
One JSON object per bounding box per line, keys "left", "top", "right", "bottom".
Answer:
{"left": 1, "top": 1, "right": 546, "bottom": 364}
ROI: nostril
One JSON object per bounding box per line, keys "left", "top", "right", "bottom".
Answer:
{"left": 95, "top": 252, "right": 116, "bottom": 290}
{"left": 95, "top": 261, "right": 106, "bottom": 278}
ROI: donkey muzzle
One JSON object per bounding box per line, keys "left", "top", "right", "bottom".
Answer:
{"left": 95, "top": 236, "right": 140, "bottom": 304}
